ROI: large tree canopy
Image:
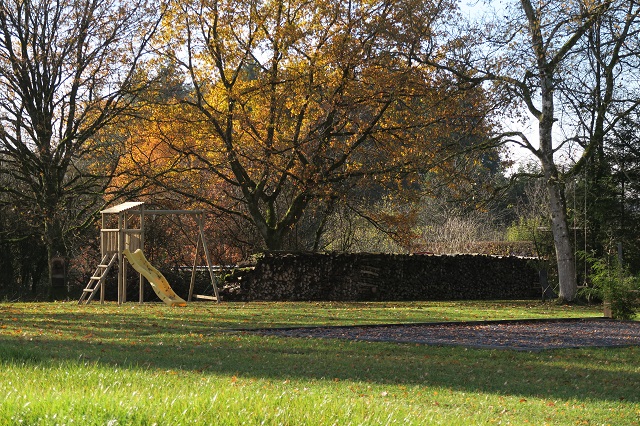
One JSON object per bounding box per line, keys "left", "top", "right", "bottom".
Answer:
{"left": 119, "top": 0, "right": 498, "bottom": 251}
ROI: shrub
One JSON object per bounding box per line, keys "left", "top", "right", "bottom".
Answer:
{"left": 581, "top": 254, "right": 639, "bottom": 320}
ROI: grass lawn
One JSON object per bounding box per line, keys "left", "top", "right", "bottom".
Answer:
{"left": 0, "top": 300, "right": 638, "bottom": 425}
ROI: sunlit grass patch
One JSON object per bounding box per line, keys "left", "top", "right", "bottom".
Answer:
{"left": 0, "top": 301, "right": 635, "bottom": 425}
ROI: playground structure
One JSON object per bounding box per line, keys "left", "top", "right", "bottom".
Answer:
{"left": 78, "top": 201, "right": 219, "bottom": 305}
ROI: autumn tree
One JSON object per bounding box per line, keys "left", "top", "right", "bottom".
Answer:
{"left": 130, "top": 0, "right": 497, "bottom": 252}
{"left": 0, "top": 0, "right": 161, "bottom": 294}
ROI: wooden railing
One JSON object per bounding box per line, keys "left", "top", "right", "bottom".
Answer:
{"left": 101, "top": 229, "right": 142, "bottom": 256}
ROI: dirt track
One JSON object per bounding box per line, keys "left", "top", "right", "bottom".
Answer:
{"left": 247, "top": 318, "right": 640, "bottom": 351}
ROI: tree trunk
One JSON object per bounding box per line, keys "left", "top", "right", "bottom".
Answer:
{"left": 545, "top": 173, "right": 577, "bottom": 301}
{"left": 264, "top": 228, "right": 285, "bottom": 251}
{"left": 43, "top": 214, "right": 68, "bottom": 299}
{"left": 538, "top": 86, "right": 577, "bottom": 301}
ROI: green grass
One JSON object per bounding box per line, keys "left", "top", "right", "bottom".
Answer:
{"left": 0, "top": 301, "right": 637, "bottom": 425}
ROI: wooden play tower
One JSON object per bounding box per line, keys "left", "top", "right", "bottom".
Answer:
{"left": 78, "top": 201, "right": 219, "bottom": 305}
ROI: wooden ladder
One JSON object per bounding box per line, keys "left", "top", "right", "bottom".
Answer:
{"left": 78, "top": 253, "right": 118, "bottom": 304}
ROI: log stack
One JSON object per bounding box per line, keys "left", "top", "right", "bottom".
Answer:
{"left": 224, "top": 252, "right": 542, "bottom": 301}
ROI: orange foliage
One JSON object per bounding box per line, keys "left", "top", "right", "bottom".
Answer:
{"left": 113, "top": 0, "right": 499, "bottom": 251}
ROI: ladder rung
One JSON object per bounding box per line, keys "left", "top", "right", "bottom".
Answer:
{"left": 79, "top": 255, "right": 116, "bottom": 304}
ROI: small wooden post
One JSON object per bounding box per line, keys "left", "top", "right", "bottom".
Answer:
{"left": 603, "top": 242, "right": 624, "bottom": 318}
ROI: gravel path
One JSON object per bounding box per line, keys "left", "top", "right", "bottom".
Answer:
{"left": 247, "top": 318, "right": 640, "bottom": 351}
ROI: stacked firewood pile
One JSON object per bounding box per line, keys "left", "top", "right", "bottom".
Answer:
{"left": 221, "top": 252, "right": 542, "bottom": 301}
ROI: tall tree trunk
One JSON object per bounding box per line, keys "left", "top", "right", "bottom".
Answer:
{"left": 43, "top": 213, "right": 67, "bottom": 299}
{"left": 544, "top": 169, "right": 577, "bottom": 301}
{"left": 538, "top": 81, "right": 577, "bottom": 301}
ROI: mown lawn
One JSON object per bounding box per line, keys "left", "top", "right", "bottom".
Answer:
{"left": 0, "top": 301, "right": 637, "bottom": 425}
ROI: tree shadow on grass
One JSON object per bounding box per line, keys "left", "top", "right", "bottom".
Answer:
{"left": 1, "top": 322, "right": 638, "bottom": 405}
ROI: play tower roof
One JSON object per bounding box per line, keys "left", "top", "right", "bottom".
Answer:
{"left": 100, "top": 201, "right": 144, "bottom": 214}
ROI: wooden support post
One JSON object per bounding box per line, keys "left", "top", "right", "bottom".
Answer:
{"left": 188, "top": 238, "right": 200, "bottom": 302}
{"left": 139, "top": 205, "right": 145, "bottom": 304}
{"left": 118, "top": 213, "right": 124, "bottom": 305}
{"left": 198, "top": 214, "right": 219, "bottom": 302}
{"left": 101, "top": 213, "right": 106, "bottom": 304}
{"left": 122, "top": 213, "right": 128, "bottom": 304}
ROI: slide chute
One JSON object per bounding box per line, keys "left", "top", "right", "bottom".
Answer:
{"left": 123, "top": 249, "right": 187, "bottom": 306}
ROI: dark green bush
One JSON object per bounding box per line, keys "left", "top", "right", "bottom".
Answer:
{"left": 580, "top": 254, "right": 639, "bottom": 320}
